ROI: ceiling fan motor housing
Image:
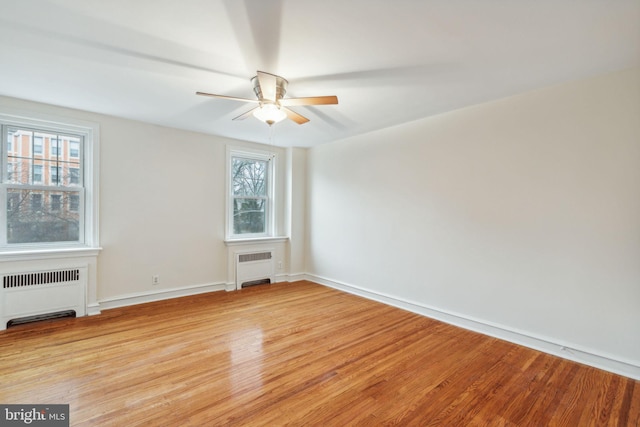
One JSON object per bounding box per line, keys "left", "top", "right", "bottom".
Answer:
{"left": 252, "top": 74, "right": 288, "bottom": 102}
{"left": 196, "top": 70, "right": 337, "bottom": 125}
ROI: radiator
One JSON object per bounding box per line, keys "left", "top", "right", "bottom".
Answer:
{"left": 0, "top": 267, "right": 87, "bottom": 330}
{"left": 235, "top": 251, "right": 275, "bottom": 289}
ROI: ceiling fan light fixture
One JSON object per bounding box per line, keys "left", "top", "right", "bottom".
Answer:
{"left": 253, "top": 103, "right": 287, "bottom": 126}
{"left": 196, "top": 70, "right": 337, "bottom": 126}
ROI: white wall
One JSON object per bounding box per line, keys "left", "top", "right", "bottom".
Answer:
{"left": 98, "top": 117, "right": 227, "bottom": 300}
{"left": 3, "top": 68, "right": 638, "bottom": 378}
{"left": 0, "top": 95, "right": 288, "bottom": 305}
{"left": 306, "top": 68, "right": 640, "bottom": 376}
{"left": 286, "top": 147, "right": 307, "bottom": 278}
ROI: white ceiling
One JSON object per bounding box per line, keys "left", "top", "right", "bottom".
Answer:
{"left": 1, "top": 1, "right": 638, "bottom": 147}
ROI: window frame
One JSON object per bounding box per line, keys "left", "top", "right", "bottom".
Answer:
{"left": 0, "top": 110, "right": 99, "bottom": 254}
{"left": 226, "top": 147, "right": 275, "bottom": 240}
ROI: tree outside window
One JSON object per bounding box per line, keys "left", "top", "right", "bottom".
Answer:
{"left": 229, "top": 151, "right": 273, "bottom": 238}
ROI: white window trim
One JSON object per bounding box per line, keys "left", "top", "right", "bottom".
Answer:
{"left": 224, "top": 236, "right": 288, "bottom": 246}
{"left": 0, "top": 108, "right": 100, "bottom": 257}
{"left": 226, "top": 145, "right": 276, "bottom": 241}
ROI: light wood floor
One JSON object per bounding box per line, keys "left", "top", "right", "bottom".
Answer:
{"left": 0, "top": 281, "right": 638, "bottom": 426}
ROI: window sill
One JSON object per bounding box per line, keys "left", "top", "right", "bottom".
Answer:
{"left": 0, "top": 246, "right": 102, "bottom": 262}
{"left": 224, "top": 236, "right": 289, "bottom": 247}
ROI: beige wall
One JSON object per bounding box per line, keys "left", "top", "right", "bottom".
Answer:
{"left": 306, "top": 68, "right": 640, "bottom": 370}
{"left": 0, "top": 95, "right": 289, "bottom": 302}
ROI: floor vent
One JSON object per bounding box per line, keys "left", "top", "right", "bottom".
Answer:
{"left": 1, "top": 266, "right": 87, "bottom": 331}
{"left": 241, "top": 278, "right": 272, "bottom": 288}
{"left": 236, "top": 250, "right": 275, "bottom": 290}
{"left": 7, "top": 310, "right": 76, "bottom": 328}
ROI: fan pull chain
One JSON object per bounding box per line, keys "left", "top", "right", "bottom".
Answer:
{"left": 269, "top": 123, "right": 275, "bottom": 146}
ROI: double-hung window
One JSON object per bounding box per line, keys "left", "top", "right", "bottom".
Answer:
{"left": 228, "top": 149, "right": 274, "bottom": 239}
{"left": 1, "top": 112, "right": 98, "bottom": 251}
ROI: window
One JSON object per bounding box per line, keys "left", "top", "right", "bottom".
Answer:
{"left": 69, "top": 141, "right": 79, "bottom": 158}
{"left": 31, "top": 193, "right": 42, "bottom": 211}
{"left": 33, "top": 164, "right": 43, "bottom": 183}
{"left": 69, "top": 194, "right": 79, "bottom": 212}
{"left": 50, "top": 136, "right": 59, "bottom": 157}
{"left": 50, "top": 194, "right": 61, "bottom": 211}
{"left": 50, "top": 165, "right": 59, "bottom": 185}
{"left": 1, "top": 111, "right": 99, "bottom": 250}
{"left": 69, "top": 167, "right": 80, "bottom": 185}
{"left": 228, "top": 149, "right": 274, "bottom": 238}
{"left": 33, "top": 136, "right": 43, "bottom": 155}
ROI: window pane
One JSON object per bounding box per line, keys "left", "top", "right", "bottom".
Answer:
{"left": 232, "top": 157, "right": 267, "bottom": 197}
{"left": 233, "top": 197, "right": 265, "bottom": 234}
{"left": 56, "top": 163, "right": 80, "bottom": 187}
{"left": 6, "top": 188, "right": 80, "bottom": 243}
{"left": 7, "top": 160, "right": 28, "bottom": 185}
{"left": 6, "top": 128, "right": 82, "bottom": 188}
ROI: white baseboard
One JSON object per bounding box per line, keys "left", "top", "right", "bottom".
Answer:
{"left": 98, "top": 282, "right": 227, "bottom": 311}
{"left": 307, "top": 273, "right": 640, "bottom": 381}
{"left": 276, "top": 272, "right": 306, "bottom": 283}
{"left": 87, "top": 303, "right": 101, "bottom": 316}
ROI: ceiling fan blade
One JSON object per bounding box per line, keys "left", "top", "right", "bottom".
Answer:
{"left": 196, "top": 92, "right": 259, "bottom": 103}
{"left": 279, "top": 95, "right": 338, "bottom": 107}
{"left": 233, "top": 107, "right": 258, "bottom": 120}
{"left": 283, "top": 108, "right": 310, "bottom": 125}
{"left": 257, "top": 71, "right": 277, "bottom": 102}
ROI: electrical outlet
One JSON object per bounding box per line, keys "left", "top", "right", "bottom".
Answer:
{"left": 152, "top": 275, "right": 160, "bottom": 285}
{"left": 278, "top": 261, "right": 283, "bottom": 270}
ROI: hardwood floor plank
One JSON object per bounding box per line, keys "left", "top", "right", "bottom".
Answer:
{"left": 0, "top": 281, "right": 637, "bottom": 426}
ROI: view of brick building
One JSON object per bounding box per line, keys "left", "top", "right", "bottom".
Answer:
{"left": 5, "top": 127, "right": 82, "bottom": 243}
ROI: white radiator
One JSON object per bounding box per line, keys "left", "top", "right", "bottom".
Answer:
{"left": 235, "top": 251, "right": 275, "bottom": 289}
{"left": 0, "top": 267, "right": 87, "bottom": 330}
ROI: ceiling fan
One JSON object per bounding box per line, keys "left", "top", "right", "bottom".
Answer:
{"left": 196, "top": 71, "right": 338, "bottom": 126}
